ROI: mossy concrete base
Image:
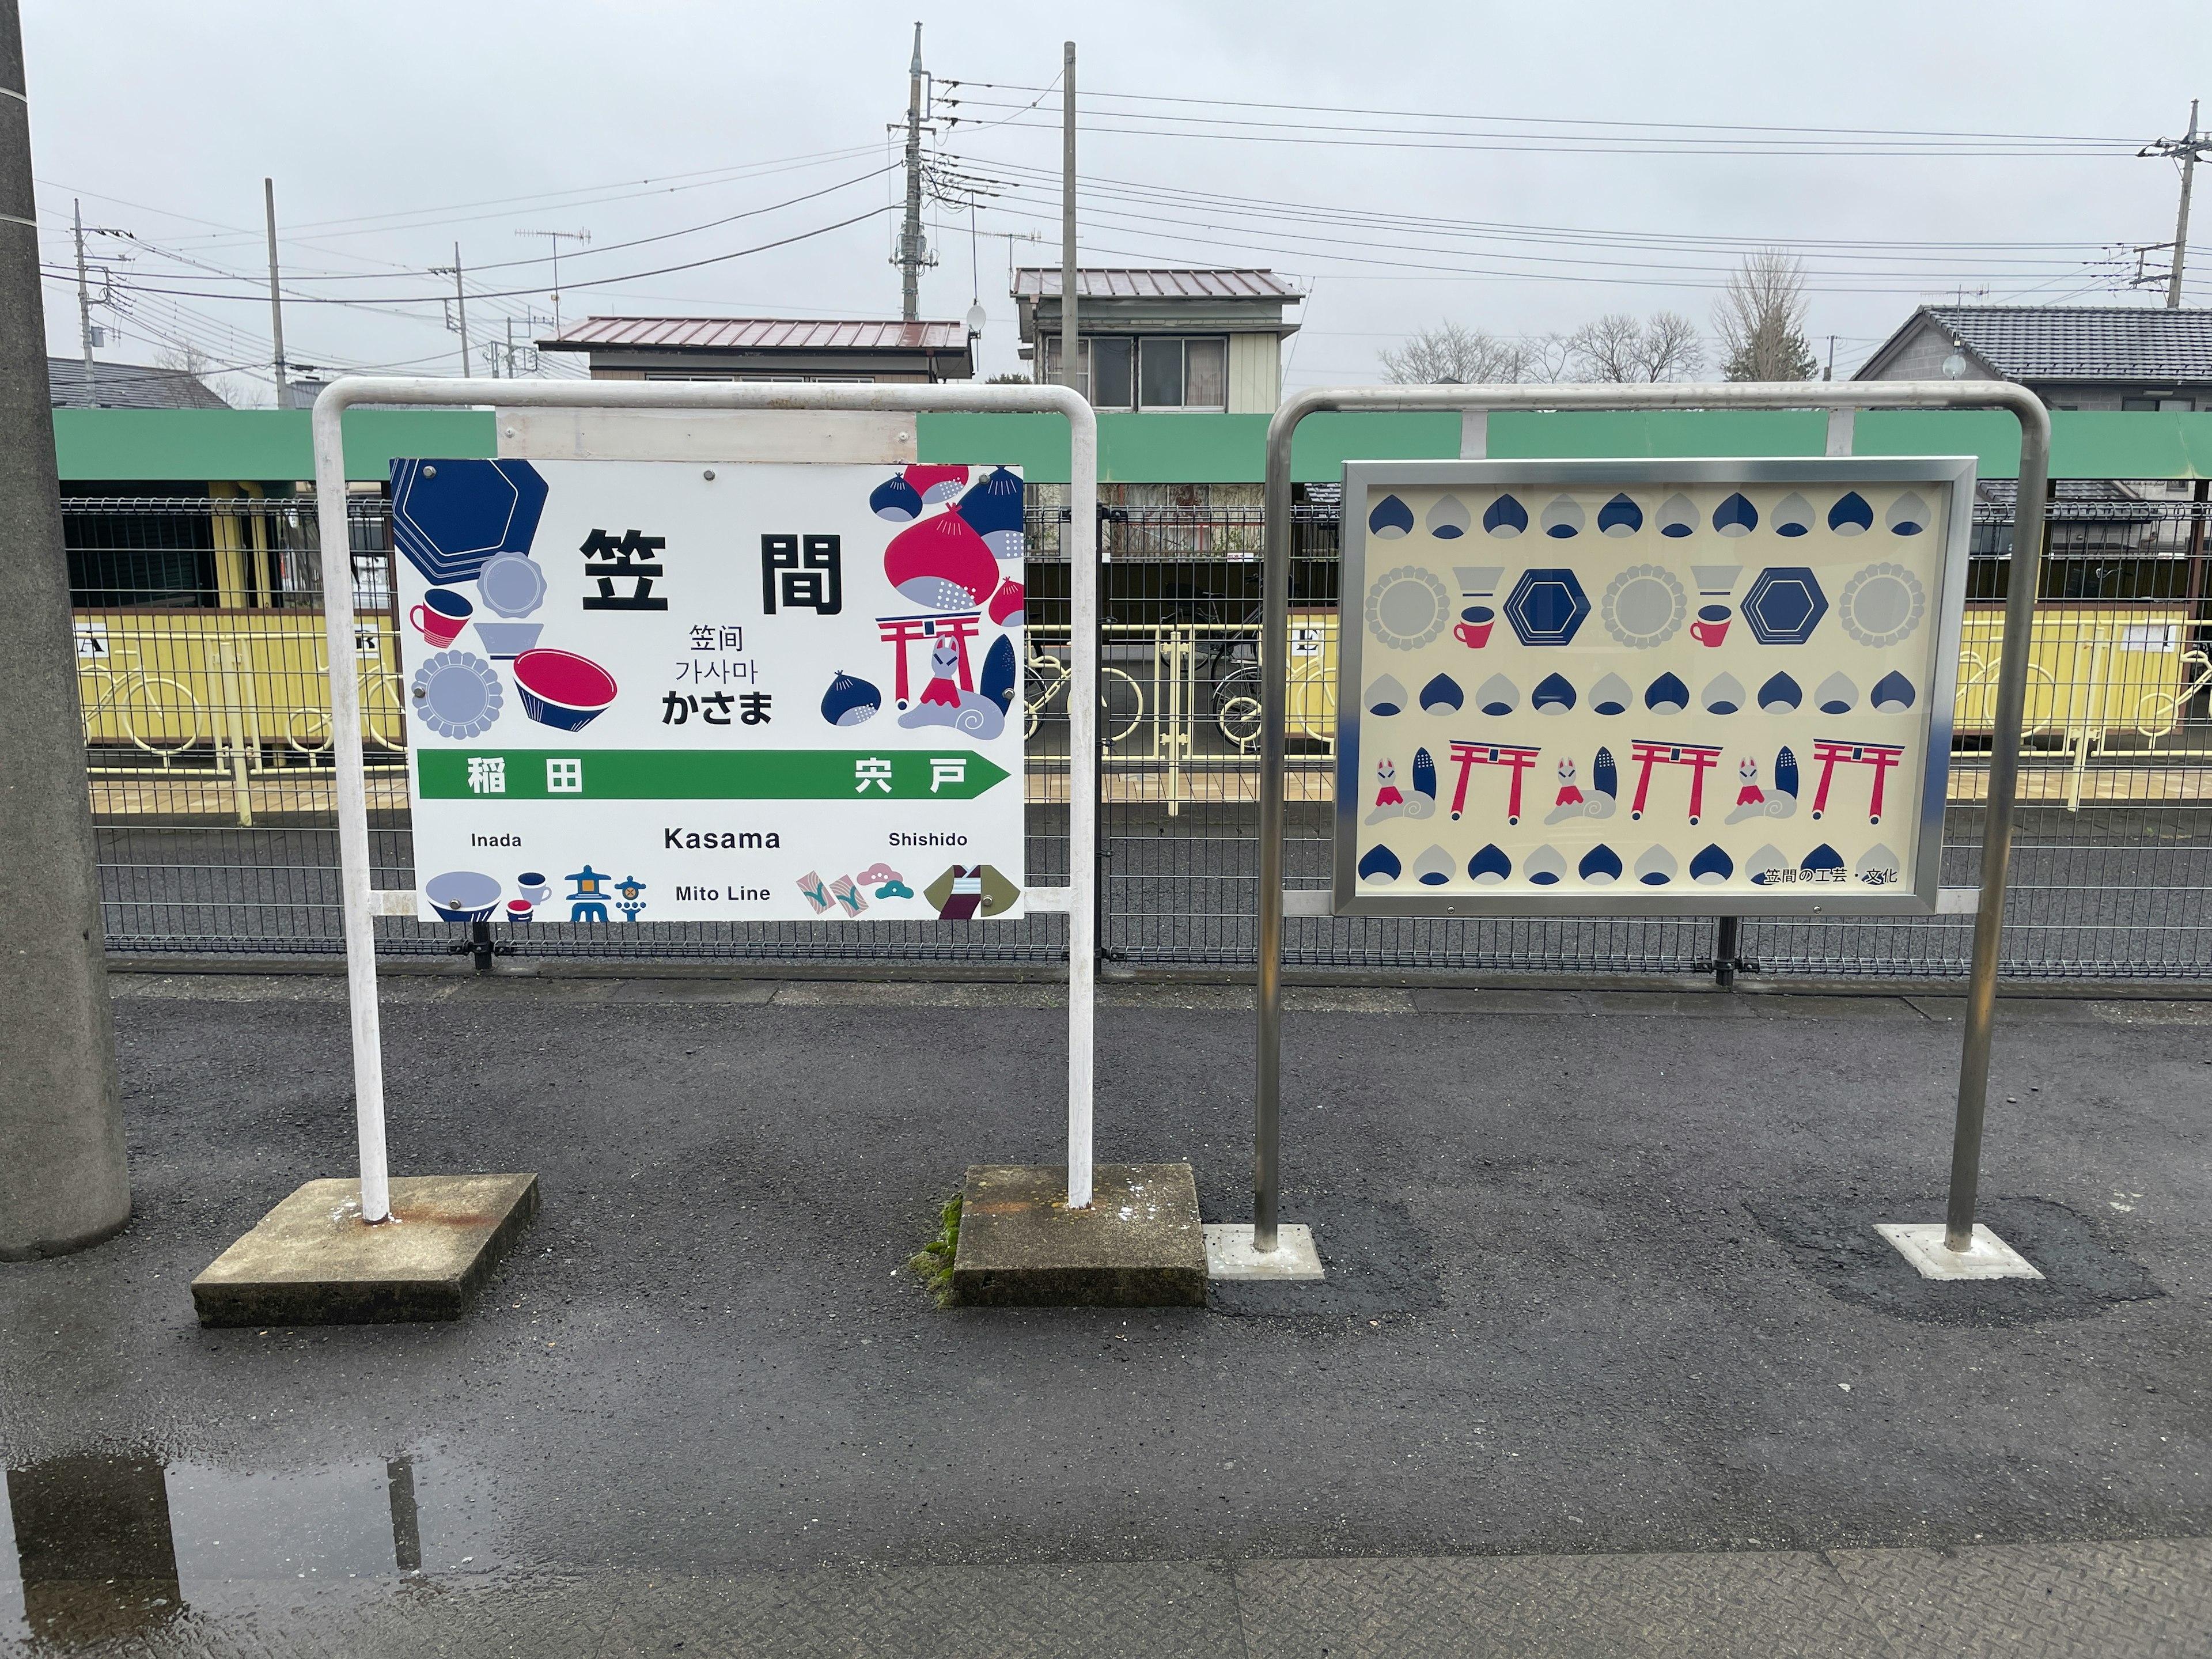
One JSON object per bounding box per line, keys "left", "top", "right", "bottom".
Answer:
{"left": 950, "top": 1163, "right": 1206, "bottom": 1307}
{"left": 190, "top": 1173, "right": 539, "bottom": 1326}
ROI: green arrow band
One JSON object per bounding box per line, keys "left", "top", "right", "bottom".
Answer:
{"left": 417, "top": 748, "right": 1012, "bottom": 802}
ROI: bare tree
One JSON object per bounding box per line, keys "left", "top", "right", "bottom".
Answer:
{"left": 1715, "top": 250, "right": 1817, "bottom": 381}
{"left": 1563, "top": 312, "right": 1703, "bottom": 382}
{"left": 1379, "top": 320, "right": 1535, "bottom": 385}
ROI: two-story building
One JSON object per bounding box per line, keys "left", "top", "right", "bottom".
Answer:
{"left": 1013, "top": 268, "right": 1301, "bottom": 412}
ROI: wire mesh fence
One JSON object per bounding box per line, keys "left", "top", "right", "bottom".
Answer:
{"left": 71, "top": 478, "right": 2211, "bottom": 980}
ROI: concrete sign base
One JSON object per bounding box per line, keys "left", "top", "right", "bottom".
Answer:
{"left": 950, "top": 1164, "right": 1206, "bottom": 1307}
{"left": 191, "top": 1173, "right": 539, "bottom": 1325}
{"left": 1203, "top": 1223, "right": 1325, "bottom": 1281}
{"left": 1876, "top": 1221, "right": 2043, "bottom": 1282}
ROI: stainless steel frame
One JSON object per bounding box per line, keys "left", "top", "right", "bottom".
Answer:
{"left": 1253, "top": 381, "right": 2051, "bottom": 1257}
{"left": 1330, "top": 456, "right": 1978, "bottom": 918}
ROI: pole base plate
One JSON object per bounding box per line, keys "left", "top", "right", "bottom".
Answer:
{"left": 1203, "top": 1222, "right": 1325, "bottom": 1281}
{"left": 1876, "top": 1222, "right": 2043, "bottom": 1281}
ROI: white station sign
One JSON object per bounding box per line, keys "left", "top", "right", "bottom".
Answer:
{"left": 391, "top": 457, "right": 1029, "bottom": 927}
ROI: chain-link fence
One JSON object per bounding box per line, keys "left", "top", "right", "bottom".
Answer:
{"left": 71, "top": 479, "right": 2211, "bottom": 979}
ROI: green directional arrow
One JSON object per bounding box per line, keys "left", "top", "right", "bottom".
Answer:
{"left": 417, "top": 748, "right": 1012, "bottom": 802}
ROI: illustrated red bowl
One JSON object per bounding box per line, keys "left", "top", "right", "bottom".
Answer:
{"left": 512, "top": 648, "right": 617, "bottom": 730}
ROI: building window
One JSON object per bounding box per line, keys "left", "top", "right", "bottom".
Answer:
{"left": 1047, "top": 334, "right": 1228, "bottom": 410}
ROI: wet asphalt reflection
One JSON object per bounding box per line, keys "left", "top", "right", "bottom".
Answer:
{"left": 0, "top": 1450, "right": 490, "bottom": 1649}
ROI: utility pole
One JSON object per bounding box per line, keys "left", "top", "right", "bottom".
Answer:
{"left": 430, "top": 243, "right": 470, "bottom": 376}
{"left": 1060, "top": 40, "right": 1077, "bottom": 395}
{"left": 517, "top": 229, "right": 589, "bottom": 339}
{"left": 73, "top": 198, "right": 92, "bottom": 406}
{"left": 0, "top": 0, "right": 131, "bottom": 1258}
{"left": 2139, "top": 100, "right": 2206, "bottom": 309}
{"left": 897, "top": 22, "right": 930, "bottom": 321}
{"left": 1824, "top": 335, "right": 1837, "bottom": 381}
{"left": 264, "top": 177, "right": 289, "bottom": 409}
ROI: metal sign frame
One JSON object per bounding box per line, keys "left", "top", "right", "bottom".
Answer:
{"left": 1331, "top": 454, "right": 1978, "bottom": 918}
{"left": 1253, "top": 381, "right": 2052, "bottom": 1260}
{"left": 310, "top": 378, "right": 1101, "bottom": 1225}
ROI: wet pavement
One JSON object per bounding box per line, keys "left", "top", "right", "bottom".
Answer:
{"left": 3, "top": 974, "right": 2210, "bottom": 1654}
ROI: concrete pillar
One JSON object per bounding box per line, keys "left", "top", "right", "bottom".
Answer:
{"left": 0, "top": 0, "right": 131, "bottom": 1259}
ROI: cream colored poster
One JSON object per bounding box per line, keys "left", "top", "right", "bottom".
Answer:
{"left": 1334, "top": 460, "right": 1974, "bottom": 915}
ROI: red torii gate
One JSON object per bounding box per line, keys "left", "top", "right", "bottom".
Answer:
{"left": 1628, "top": 740, "right": 1725, "bottom": 826}
{"left": 1448, "top": 741, "right": 1543, "bottom": 824}
{"left": 1809, "top": 738, "right": 1906, "bottom": 825}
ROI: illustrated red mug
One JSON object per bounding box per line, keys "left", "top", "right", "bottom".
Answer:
{"left": 410, "top": 588, "right": 472, "bottom": 647}
{"left": 1453, "top": 605, "right": 1495, "bottom": 648}
{"left": 1691, "top": 603, "right": 1731, "bottom": 647}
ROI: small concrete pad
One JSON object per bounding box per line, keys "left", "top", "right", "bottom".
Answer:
{"left": 1203, "top": 1222, "right": 1325, "bottom": 1281}
{"left": 191, "top": 1173, "right": 540, "bottom": 1326}
{"left": 1877, "top": 1222, "right": 2044, "bottom": 1281}
{"left": 951, "top": 1164, "right": 1206, "bottom": 1307}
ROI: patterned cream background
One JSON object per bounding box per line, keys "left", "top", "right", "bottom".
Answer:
{"left": 1346, "top": 478, "right": 1958, "bottom": 902}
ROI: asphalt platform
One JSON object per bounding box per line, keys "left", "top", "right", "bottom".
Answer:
{"left": 2, "top": 972, "right": 2210, "bottom": 1656}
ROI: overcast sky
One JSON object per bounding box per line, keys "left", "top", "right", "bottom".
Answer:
{"left": 21, "top": 0, "right": 2209, "bottom": 404}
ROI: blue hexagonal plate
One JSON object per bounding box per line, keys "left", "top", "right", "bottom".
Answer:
{"left": 391, "top": 459, "right": 550, "bottom": 586}
{"left": 1743, "top": 566, "right": 1829, "bottom": 645}
{"left": 1503, "top": 567, "right": 1590, "bottom": 647}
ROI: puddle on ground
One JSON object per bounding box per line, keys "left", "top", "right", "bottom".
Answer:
{"left": 0, "top": 1448, "right": 496, "bottom": 1649}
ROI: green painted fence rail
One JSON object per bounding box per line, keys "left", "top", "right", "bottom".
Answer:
{"left": 51, "top": 404, "right": 2212, "bottom": 486}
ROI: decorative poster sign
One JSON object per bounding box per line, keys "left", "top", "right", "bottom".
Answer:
{"left": 1334, "top": 459, "right": 1974, "bottom": 915}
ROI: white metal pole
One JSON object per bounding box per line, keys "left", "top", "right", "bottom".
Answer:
{"left": 309, "top": 376, "right": 1096, "bottom": 1224}
{"left": 309, "top": 393, "right": 388, "bottom": 1221}
{"left": 1065, "top": 382, "right": 1097, "bottom": 1210}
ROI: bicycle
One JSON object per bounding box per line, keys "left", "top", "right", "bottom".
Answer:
{"left": 1023, "top": 642, "right": 1146, "bottom": 745}
{"left": 76, "top": 642, "right": 204, "bottom": 757}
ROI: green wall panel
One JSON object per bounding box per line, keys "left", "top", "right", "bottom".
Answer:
{"left": 55, "top": 404, "right": 2212, "bottom": 487}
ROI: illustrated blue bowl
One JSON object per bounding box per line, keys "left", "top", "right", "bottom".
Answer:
{"left": 425, "top": 870, "right": 501, "bottom": 922}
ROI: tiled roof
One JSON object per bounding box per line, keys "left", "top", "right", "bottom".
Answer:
{"left": 1919, "top": 306, "right": 2212, "bottom": 382}
{"left": 48, "top": 358, "right": 228, "bottom": 410}
{"left": 540, "top": 317, "right": 972, "bottom": 352}
{"left": 1012, "top": 268, "right": 1300, "bottom": 301}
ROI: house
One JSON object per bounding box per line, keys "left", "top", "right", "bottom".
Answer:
{"left": 1013, "top": 269, "right": 1301, "bottom": 412}
{"left": 48, "top": 358, "right": 228, "bottom": 410}
{"left": 1854, "top": 305, "right": 2212, "bottom": 411}
{"left": 536, "top": 317, "right": 974, "bottom": 382}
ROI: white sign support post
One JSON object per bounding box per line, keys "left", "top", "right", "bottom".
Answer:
{"left": 308, "top": 378, "right": 1100, "bottom": 1225}
{"left": 1230, "top": 380, "right": 2051, "bottom": 1282}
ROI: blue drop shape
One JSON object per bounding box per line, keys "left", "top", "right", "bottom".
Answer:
{"left": 820, "top": 669, "right": 882, "bottom": 726}
{"left": 1468, "top": 844, "right": 1513, "bottom": 883}
{"left": 1411, "top": 748, "right": 1437, "bottom": 800}
{"left": 1828, "top": 491, "right": 1874, "bottom": 534}
{"left": 980, "top": 634, "right": 1017, "bottom": 714}
{"left": 869, "top": 475, "right": 924, "bottom": 522}
{"left": 1532, "top": 672, "right": 1577, "bottom": 712}
{"left": 1758, "top": 672, "right": 1801, "bottom": 713}
{"left": 1713, "top": 492, "right": 1759, "bottom": 536}
{"left": 1775, "top": 745, "right": 1800, "bottom": 797}
{"left": 1578, "top": 843, "right": 1623, "bottom": 882}
{"left": 1645, "top": 671, "right": 1689, "bottom": 713}
{"left": 1358, "top": 844, "right": 1403, "bottom": 882}
{"left": 1419, "top": 673, "right": 1464, "bottom": 714}
{"left": 1597, "top": 493, "right": 1643, "bottom": 536}
{"left": 1369, "top": 494, "right": 1415, "bottom": 537}
{"left": 1592, "top": 746, "right": 1618, "bottom": 798}
{"left": 1802, "top": 843, "right": 1845, "bottom": 873}
{"left": 1690, "top": 843, "right": 1734, "bottom": 882}
{"left": 1483, "top": 493, "right": 1528, "bottom": 536}
{"left": 1872, "top": 669, "right": 1916, "bottom": 712}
